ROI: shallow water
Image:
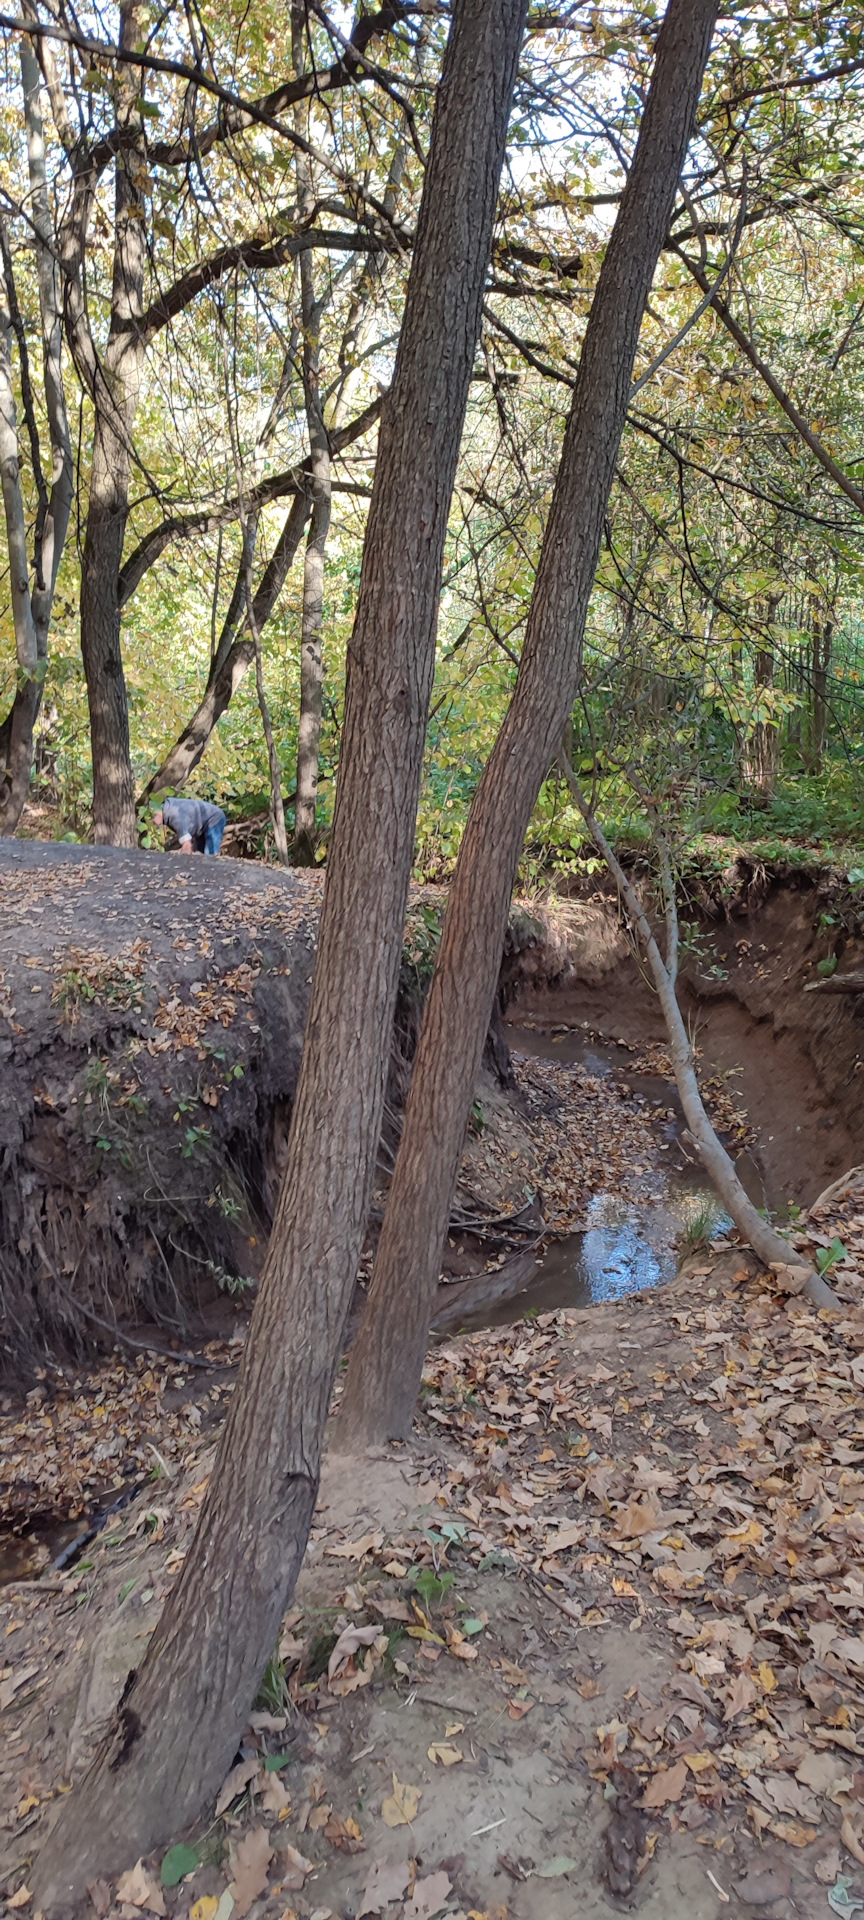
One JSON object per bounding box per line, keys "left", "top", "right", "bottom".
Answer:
{"left": 456, "top": 1021, "right": 743, "bottom": 1330}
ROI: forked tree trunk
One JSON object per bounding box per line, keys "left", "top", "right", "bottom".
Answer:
{"left": 334, "top": 0, "right": 720, "bottom": 1452}
{"left": 34, "top": 0, "right": 526, "bottom": 1897}
{"left": 139, "top": 493, "right": 311, "bottom": 800}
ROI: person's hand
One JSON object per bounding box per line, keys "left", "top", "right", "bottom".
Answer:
{"left": 180, "top": 838, "right": 194, "bottom": 855}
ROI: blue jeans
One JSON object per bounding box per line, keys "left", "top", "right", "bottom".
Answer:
{"left": 193, "top": 810, "right": 226, "bottom": 855}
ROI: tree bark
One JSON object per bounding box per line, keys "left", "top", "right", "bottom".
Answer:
{"left": 33, "top": 0, "right": 526, "bottom": 1897}
{"left": 292, "top": 7, "right": 332, "bottom": 866}
{"left": 244, "top": 526, "right": 290, "bottom": 866}
{"left": 79, "top": 3, "right": 147, "bottom": 846}
{"left": 0, "top": 43, "right": 72, "bottom": 834}
{"left": 334, "top": 0, "right": 719, "bottom": 1452}
{"left": 808, "top": 615, "right": 832, "bottom": 772}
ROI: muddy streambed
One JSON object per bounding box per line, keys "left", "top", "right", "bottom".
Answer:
{"left": 452, "top": 1021, "right": 742, "bottom": 1331}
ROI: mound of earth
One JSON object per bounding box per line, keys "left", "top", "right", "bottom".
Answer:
{"left": 0, "top": 842, "right": 321, "bottom": 1372}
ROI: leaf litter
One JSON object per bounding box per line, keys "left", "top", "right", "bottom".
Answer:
{"left": 4, "top": 1015, "right": 864, "bottom": 1911}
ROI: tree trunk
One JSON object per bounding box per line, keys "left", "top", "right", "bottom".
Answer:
{"left": 139, "top": 493, "right": 311, "bottom": 799}
{"left": 808, "top": 616, "right": 832, "bottom": 772}
{"left": 244, "top": 528, "right": 290, "bottom": 866}
{"left": 334, "top": 0, "right": 719, "bottom": 1452}
{"left": 292, "top": 7, "right": 332, "bottom": 866}
{"left": 745, "top": 646, "right": 777, "bottom": 800}
{"left": 0, "top": 44, "right": 72, "bottom": 835}
{"left": 80, "top": 4, "right": 146, "bottom": 846}
{"left": 34, "top": 0, "right": 526, "bottom": 1897}
{"left": 560, "top": 761, "right": 838, "bottom": 1311}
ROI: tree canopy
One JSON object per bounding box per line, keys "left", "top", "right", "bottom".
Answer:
{"left": 0, "top": 0, "right": 863, "bottom": 867}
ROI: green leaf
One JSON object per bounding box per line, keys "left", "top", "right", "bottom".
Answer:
{"left": 263, "top": 1754, "right": 291, "bottom": 1772}
{"left": 161, "top": 1843, "right": 199, "bottom": 1887}
{"left": 118, "top": 1578, "right": 136, "bottom": 1603}
{"left": 461, "top": 1617, "right": 485, "bottom": 1636}
{"left": 136, "top": 97, "right": 162, "bottom": 118}
{"left": 817, "top": 1238, "right": 847, "bottom": 1274}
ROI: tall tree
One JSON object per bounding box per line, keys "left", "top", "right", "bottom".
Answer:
{"left": 0, "top": 41, "right": 72, "bottom": 834}
{"left": 334, "top": 0, "right": 720, "bottom": 1451}
{"left": 33, "top": 0, "right": 527, "bottom": 1896}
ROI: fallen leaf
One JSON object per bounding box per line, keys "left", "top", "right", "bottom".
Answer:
{"left": 324, "top": 1813, "right": 365, "bottom": 1853}
{"left": 535, "top": 1856, "right": 578, "bottom": 1878}
{"left": 325, "top": 1531, "right": 384, "bottom": 1561}
{"left": 328, "top": 1621, "right": 383, "bottom": 1680}
{"left": 228, "top": 1826, "right": 273, "bottom": 1917}
{"left": 408, "top": 1870, "right": 452, "bottom": 1918}
{"left": 770, "top": 1818, "right": 818, "bottom": 1848}
{"left": 260, "top": 1767, "right": 291, "bottom": 1817}
{"left": 215, "top": 1754, "right": 260, "bottom": 1816}
{"left": 116, "top": 1862, "right": 167, "bottom": 1916}
{"left": 190, "top": 1901, "right": 218, "bottom": 1920}
{"left": 0, "top": 1665, "right": 38, "bottom": 1710}
{"left": 7, "top": 1888, "right": 31, "bottom": 1911}
{"left": 161, "top": 1842, "right": 199, "bottom": 1887}
{"left": 427, "top": 1744, "right": 463, "bottom": 1766}
{"left": 381, "top": 1773, "right": 421, "bottom": 1828}
{"left": 642, "top": 1761, "right": 688, "bottom": 1808}
{"left": 87, "top": 1881, "right": 112, "bottom": 1919}
{"left": 796, "top": 1750, "right": 849, "bottom": 1796}
{"left": 841, "top": 1815, "right": 864, "bottom": 1866}
{"left": 357, "top": 1858, "right": 412, "bottom": 1916}
{"left": 508, "top": 1699, "right": 533, "bottom": 1720}
{"left": 278, "top": 1844, "right": 314, "bottom": 1893}
{"left": 814, "top": 1847, "right": 842, "bottom": 1886}
{"left": 724, "top": 1669, "right": 757, "bottom": 1721}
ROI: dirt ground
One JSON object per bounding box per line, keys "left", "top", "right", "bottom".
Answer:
{"left": 3, "top": 1160, "right": 864, "bottom": 1918}
{"left": 4, "top": 854, "right": 864, "bottom": 1916}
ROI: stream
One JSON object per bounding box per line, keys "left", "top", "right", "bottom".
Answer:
{"left": 452, "top": 1019, "right": 768, "bottom": 1331}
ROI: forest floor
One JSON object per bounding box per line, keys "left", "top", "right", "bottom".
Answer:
{"left": 3, "top": 847, "right": 864, "bottom": 1915}
{"left": 3, "top": 1165, "right": 864, "bottom": 1919}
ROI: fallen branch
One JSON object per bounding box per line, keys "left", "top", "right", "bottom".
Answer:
{"left": 803, "top": 972, "right": 864, "bottom": 994}
{"left": 431, "top": 1250, "right": 538, "bottom": 1332}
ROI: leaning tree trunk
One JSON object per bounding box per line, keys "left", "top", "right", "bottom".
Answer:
{"left": 560, "top": 761, "right": 838, "bottom": 1311}
{"left": 34, "top": 0, "right": 526, "bottom": 1897}
{"left": 334, "top": 0, "right": 720, "bottom": 1451}
{"left": 79, "top": 3, "right": 146, "bottom": 846}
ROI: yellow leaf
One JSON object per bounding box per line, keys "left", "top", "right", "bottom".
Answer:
{"left": 684, "top": 1752, "right": 715, "bottom": 1774}
{"left": 428, "top": 1743, "right": 463, "bottom": 1766}
{"left": 758, "top": 1662, "right": 777, "bottom": 1693}
{"left": 381, "top": 1772, "right": 421, "bottom": 1827}
{"left": 191, "top": 1900, "right": 218, "bottom": 1920}
{"left": 7, "top": 1888, "right": 31, "bottom": 1910}
{"left": 17, "top": 1795, "right": 39, "bottom": 1816}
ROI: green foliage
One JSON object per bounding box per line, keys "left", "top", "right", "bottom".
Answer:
{"left": 407, "top": 1566, "right": 456, "bottom": 1607}
{"left": 161, "top": 1843, "right": 200, "bottom": 1888}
